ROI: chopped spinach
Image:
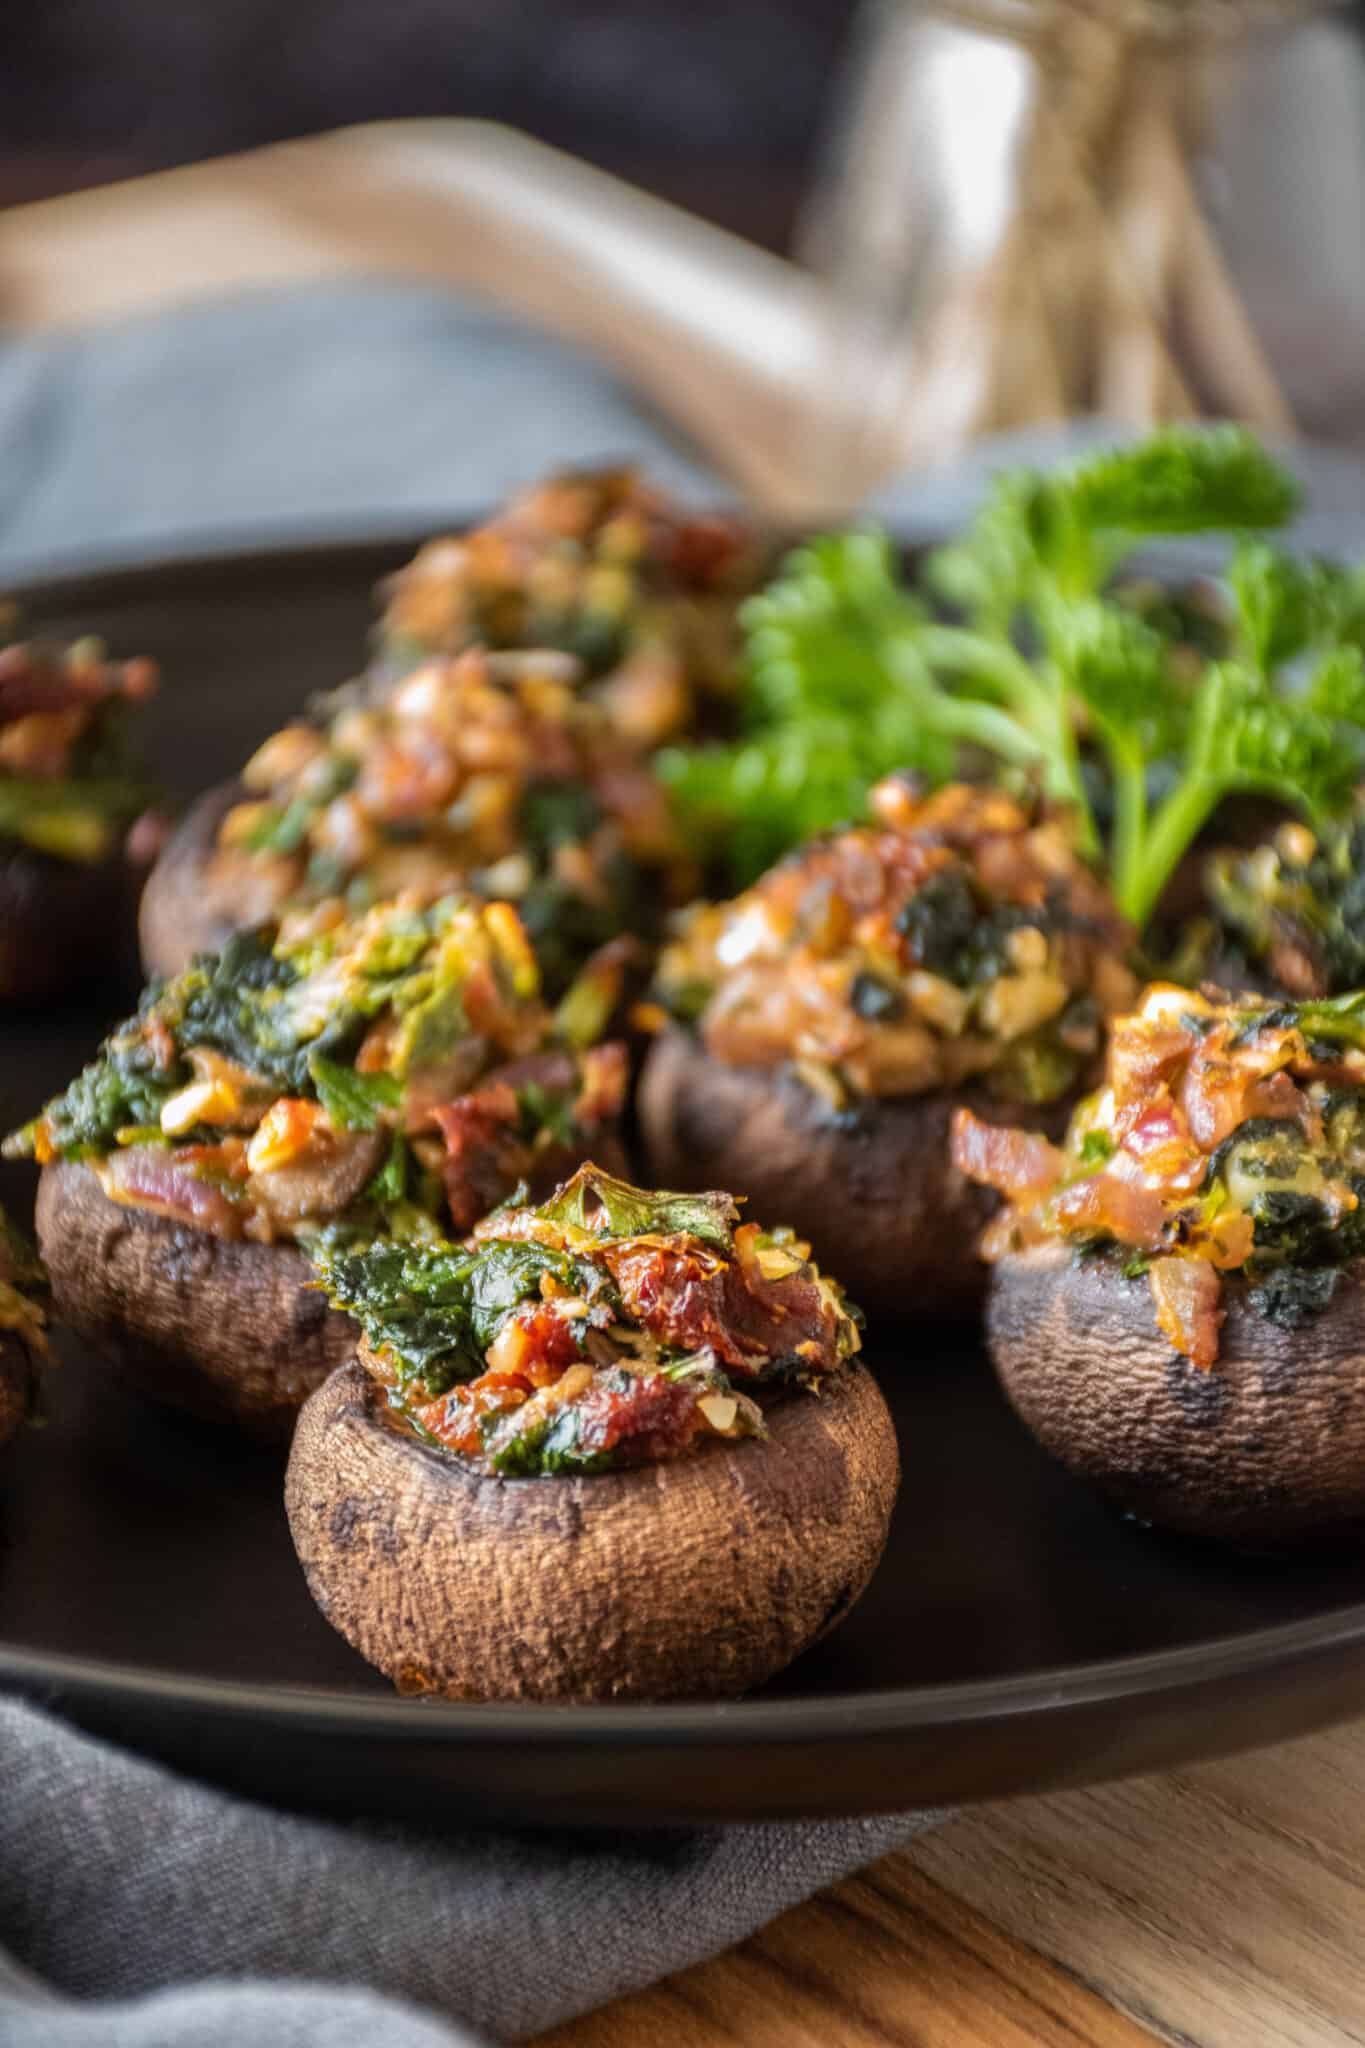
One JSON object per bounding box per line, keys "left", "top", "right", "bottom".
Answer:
{"left": 988, "top": 1030, "right": 1081, "bottom": 1107}
{"left": 9, "top": 897, "right": 550, "bottom": 1164}
{"left": 12, "top": 1034, "right": 181, "bottom": 1158}
{"left": 520, "top": 780, "right": 602, "bottom": 855}
{"left": 1246, "top": 1188, "right": 1334, "bottom": 1262}
{"left": 849, "top": 972, "right": 904, "bottom": 1022}
{"left": 313, "top": 1236, "right": 582, "bottom": 1394}
{"left": 1206, "top": 816, "right": 1365, "bottom": 997}
{"left": 364, "top": 1131, "right": 409, "bottom": 1205}
{"left": 308, "top": 1054, "right": 402, "bottom": 1132}
{"left": 468, "top": 1242, "right": 583, "bottom": 1348}
{"left": 538, "top": 1164, "right": 737, "bottom": 1249}
{"left": 517, "top": 1080, "right": 577, "bottom": 1147}
{"left": 243, "top": 797, "right": 314, "bottom": 856}
{"left": 483, "top": 1401, "right": 620, "bottom": 1479}
{"left": 894, "top": 869, "right": 980, "bottom": 978}
{"left": 0, "top": 773, "right": 150, "bottom": 860}
{"left": 1247, "top": 1265, "right": 1344, "bottom": 1327}
{"left": 171, "top": 930, "right": 324, "bottom": 1091}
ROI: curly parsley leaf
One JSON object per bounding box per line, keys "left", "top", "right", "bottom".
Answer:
{"left": 659, "top": 532, "right": 956, "bottom": 882}
{"left": 659, "top": 426, "right": 1363, "bottom": 934}
{"left": 1064, "top": 426, "right": 1299, "bottom": 537}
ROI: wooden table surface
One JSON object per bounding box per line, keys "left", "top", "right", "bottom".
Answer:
{"left": 539, "top": 1707, "right": 1365, "bottom": 2047}
{"left": 8, "top": 125, "right": 1365, "bottom": 2048}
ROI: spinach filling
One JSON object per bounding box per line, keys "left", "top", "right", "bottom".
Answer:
{"left": 15, "top": 931, "right": 341, "bottom": 1158}
{"left": 510, "top": 778, "right": 659, "bottom": 998}
{"left": 1089, "top": 1093, "right": 1365, "bottom": 1326}
{"left": 1212, "top": 1104, "right": 1365, "bottom": 1278}
{"left": 6, "top": 901, "right": 594, "bottom": 1192}
{"left": 313, "top": 1236, "right": 594, "bottom": 1397}
{"left": 310, "top": 1169, "right": 792, "bottom": 1478}
{"left": 0, "top": 774, "right": 150, "bottom": 861}
{"left": 478, "top": 1394, "right": 623, "bottom": 1480}
{"left": 314, "top": 1221, "right": 731, "bottom": 1480}
{"left": 0, "top": 695, "right": 153, "bottom": 861}
{"left": 1205, "top": 818, "right": 1365, "bottom": 995}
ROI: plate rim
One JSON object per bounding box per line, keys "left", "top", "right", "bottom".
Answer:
{"left": 2, "top": 519, "right": 459, "bottom": 605}
{"left": 6, "top": 1596, "right": 1365, "bottom": 1743}
{"left": 0, "top": 490, "right": 749, "bottom": 598}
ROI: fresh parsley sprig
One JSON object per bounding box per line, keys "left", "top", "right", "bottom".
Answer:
{"left": 662, "top": 427, "right": 1365, "bottom": 927}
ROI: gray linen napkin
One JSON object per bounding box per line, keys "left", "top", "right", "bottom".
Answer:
{"left": 0, "top": 1700, "right": 936, "bottom": 2042}
{"left": 0, "top": 283, "right": 719, "bottom": 578}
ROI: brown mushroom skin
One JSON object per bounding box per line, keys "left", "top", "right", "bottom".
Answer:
{"left": 286, "top": 1355, "right": 900, "bottom": 1702}
{"left": 987, "top": 1244, "right": 1365, "bottom": 1548}
{"left": 34, "top": 1133, "right": 634, "bottom": 1439}
{"left": 36, "top": 1160, "right": 355, "bottom": 1441}
{"left": 0, "top": 1333, "right": 31, "bottom": 1450}
{"left": 638, "top": 1027, "right": 1069, "bottom": 1321}
{"left": 0, "top": 840, "right": 138, "bottom": 1004}
{"left": 139, "top": 779, "right": 269, "bottom": 981}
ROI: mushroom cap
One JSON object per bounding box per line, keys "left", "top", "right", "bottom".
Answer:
{"left": 638, "top": 1026, "right": 1068, "bottom": 1320}
{"left": 138, "top": 778, "right": 257, "bottom": 981}
{"left": 285, "top": 1353, "right": 900, "bottom": 1701}
{"left": 987, "top": 1244, "right": 1365, "bottom": 1547}
{"left": 36, "top": 1160, "right": 355, "bottom": 1440}
{"left": 0, "top": 839, "right": 136, "bottom": 1003}
{"left": 0, "top": 1333, "right": 30, "bottom": 1450}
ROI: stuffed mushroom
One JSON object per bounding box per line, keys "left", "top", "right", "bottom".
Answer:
{"left": 374, "top": 463, "right": 760, "bottom": 704}
{"left": 0, "top": 1210, "right": 46, "bottom": 1449}
{"left": 140, "top": 468, "right": 760, "bottom": 988}
{"left": 0, "top": 633, "right": 161, "bottom": 1001}
{"left": 9, "top": 895, "right": 628, "bottom": 1437}
{"left": 639, "top": 779, "right": 1136, "bottom": 1317}
{"left": 287, "top": 1162, "right": 897, "bottom": 1701}
{"left": 141, "top": 645, "right": 697, "bottom": 998}
{"left": 957, "top": 981, "right": 1365, "bottom": 1545}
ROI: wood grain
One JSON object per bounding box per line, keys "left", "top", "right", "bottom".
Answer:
{"left": 907, "top": 1713, "right": 1365, "bottom": 2048}
{"left": 546, "top": 1712, "right": 1365, "bottom": 2048}
{"left": 539, "top": 1861, "right": 1163, "bottom": 2048}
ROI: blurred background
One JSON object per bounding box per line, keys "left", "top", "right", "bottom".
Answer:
{"left": 5, "top": 0, "right": 1365, "bottom": 542}
{"left": 0, "top": 0, "right": 855, "bottom": 247}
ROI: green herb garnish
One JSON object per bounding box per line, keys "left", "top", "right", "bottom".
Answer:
{"left": 661, "top": 427, "right": 1365, "bottom": 919}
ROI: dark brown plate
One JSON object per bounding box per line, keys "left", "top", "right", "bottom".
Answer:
{"left": 3, "top": 534, "right": 1365, "bottom": 1829}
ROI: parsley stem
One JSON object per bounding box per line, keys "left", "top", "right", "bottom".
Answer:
{"left": 888, "top": 642, "right": 1047, "bottom": 771}
{"left": 1040, "top": 685, "right": 1100, "bottom": 858}
{"left": 912, "top": 627, "right": 1099, "bottom": 852}
{"left": 934, "top": 697, "right": 1051, "bottom": 768}
{"left": 917, "top": 627, "right": 1053, "bottom": 724}
{"left": 1127, "top": 774, "right": 1218, "bottom": 928}
{"left": 1107, "top": 735, "right": 1148, "bottom": 922}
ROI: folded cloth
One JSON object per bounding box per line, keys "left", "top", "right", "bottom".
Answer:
{"left": 0, "top": 282, "right": 720, "bottom": 577}
{"left": 0, "top": 1701, "right": 938, "bottom": 2043}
